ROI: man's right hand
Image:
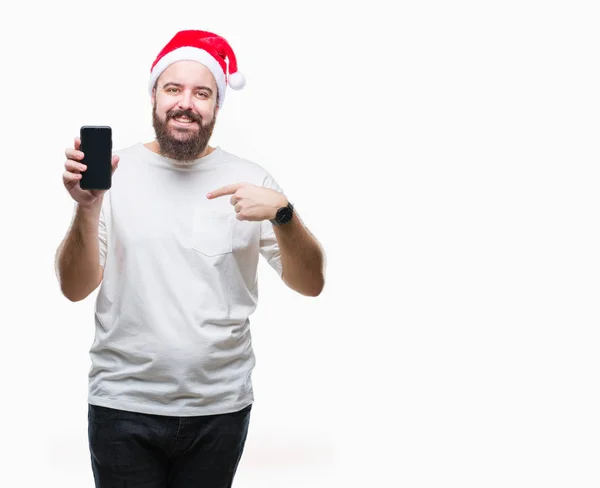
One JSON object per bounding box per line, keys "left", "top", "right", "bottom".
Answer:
{"left": 63, "top": 136, "right": 119, "bottom": 208}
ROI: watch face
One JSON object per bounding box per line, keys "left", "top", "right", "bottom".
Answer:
{"left": 277, "top": 206, "right": 293, "bottom": 224}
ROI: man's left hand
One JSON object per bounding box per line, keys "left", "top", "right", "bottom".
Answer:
{"left": 207, "top": 183, "right": 287, "bottom": 221}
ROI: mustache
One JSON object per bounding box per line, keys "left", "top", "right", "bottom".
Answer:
{"left": 167, "top": 109, "right": 202, "bottom": 124}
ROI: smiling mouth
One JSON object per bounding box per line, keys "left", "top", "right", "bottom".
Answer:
{"left": 171, "top": 116, "right": 197, "bottom": 124}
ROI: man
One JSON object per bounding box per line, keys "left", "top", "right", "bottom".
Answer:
{"left": 55, "top": 29, "right": 325, "bottom": 488}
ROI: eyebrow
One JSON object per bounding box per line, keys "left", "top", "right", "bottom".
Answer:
{"left": 162, "top": 82, "right": 214, "bottom": 94}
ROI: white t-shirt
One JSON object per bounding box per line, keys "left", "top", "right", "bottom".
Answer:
{"left": 87, "top": 143, "right": 284, "bottom": 416}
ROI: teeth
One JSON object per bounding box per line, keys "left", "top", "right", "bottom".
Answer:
{"left": 174, "top": 117, "right": 193, "bottom": 123}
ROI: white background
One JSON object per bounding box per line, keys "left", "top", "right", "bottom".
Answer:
{"left": 1, "top": 0, "right": 599, "bottom": 486}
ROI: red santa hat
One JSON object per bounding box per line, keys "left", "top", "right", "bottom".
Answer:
{"left": 148, "top": 29, "right": 246, "bottom": 108}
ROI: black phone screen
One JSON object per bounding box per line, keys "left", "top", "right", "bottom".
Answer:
{"left": 80, "top": 126, "right": 112, "bottom": 190}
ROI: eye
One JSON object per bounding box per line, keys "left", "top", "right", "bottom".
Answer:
{"left": 165, "top": 87, "right": 179, "bottom": 94}
{"left": 196, "top": 92, "right": 209, "bottom": 99}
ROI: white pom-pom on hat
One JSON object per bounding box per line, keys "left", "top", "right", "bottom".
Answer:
{"left": 228, "top": 71, "right": 246, "bottom": 90}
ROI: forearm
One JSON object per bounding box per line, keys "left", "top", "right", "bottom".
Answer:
{"left": 274, "top": 213, "right": 325, "bottom": 297}
{"left": 56, "top": 203, "right": 103, "bottom": 301}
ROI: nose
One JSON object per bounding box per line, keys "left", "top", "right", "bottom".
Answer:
{"left": 177, "top": 90, "right": 194, "bottom": 110}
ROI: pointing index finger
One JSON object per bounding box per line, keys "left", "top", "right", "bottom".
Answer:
{"left": 207, "top": 183, "right": 242, "bottom": 199}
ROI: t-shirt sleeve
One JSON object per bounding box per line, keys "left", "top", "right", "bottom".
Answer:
{"left": 259, "top": 172, "right": 286, "bottom": 277}
{"left": 98, "top": 197, "right": 108, "bottom": 269}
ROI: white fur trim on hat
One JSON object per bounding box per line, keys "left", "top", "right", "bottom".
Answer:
{"left": 148, "top": 46, "right": 227, "bottom": 106}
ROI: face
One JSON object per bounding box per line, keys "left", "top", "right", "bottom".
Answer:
{"left": 152, "top": 61, "right": 220, "bottom": 161}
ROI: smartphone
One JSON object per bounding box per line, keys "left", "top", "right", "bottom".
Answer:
{"left": 80, "top": 126, "right": 112, "bottom": 190}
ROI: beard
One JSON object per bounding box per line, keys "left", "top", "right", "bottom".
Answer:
{"left": 152, "top": 104, "right": 217, "bottom": 162}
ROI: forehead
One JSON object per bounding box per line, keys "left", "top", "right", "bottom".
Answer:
{"left": 158, "top": 60, "right": 217, "bottom": 89}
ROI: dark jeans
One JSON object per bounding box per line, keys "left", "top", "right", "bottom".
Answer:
{"left": 88, "top": 402, "right": 252, "bottom": 488}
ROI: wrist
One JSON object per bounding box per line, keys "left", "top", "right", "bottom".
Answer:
{"left": 76, "top": 201, "right": 102, "bottom": 223}
{"left": 271, "top": 196, "right": 288, "bottom": 220}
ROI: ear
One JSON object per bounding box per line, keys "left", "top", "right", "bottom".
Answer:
{"left": 151, "top": 78, "right": 160, "bottom": 103}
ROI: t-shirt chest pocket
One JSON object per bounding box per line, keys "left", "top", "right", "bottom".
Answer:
{"left": 192, "top": 208, "right": 234, "bottom": 257}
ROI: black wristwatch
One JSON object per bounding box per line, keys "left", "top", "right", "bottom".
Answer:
{"left": 271, "top": 202, "right": 294, "bottom": 226}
